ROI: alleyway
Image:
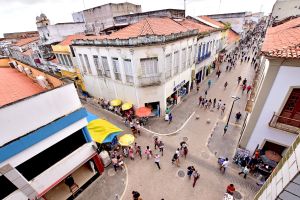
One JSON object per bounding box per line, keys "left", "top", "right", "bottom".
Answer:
{"left": 78, "top": 43, "right": 261, "bottom": 200}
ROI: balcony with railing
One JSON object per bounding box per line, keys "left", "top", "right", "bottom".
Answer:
{"left": 196, "top": 52, "right": 212, "bottom": 64}
{"left": 269, "top": 112, "right": 300, "bottom": 134}
{"left": 137, "top": 74, "right": 161, "bottom": 87}
{"left": 254, "top": 136, "right": 300, "bottom": 200}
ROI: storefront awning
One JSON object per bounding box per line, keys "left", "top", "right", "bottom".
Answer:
{"left": 86, "top": 112, "right": 122, "bottom": 143}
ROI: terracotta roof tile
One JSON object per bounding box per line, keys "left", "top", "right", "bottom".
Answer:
{"left": 261, "top": 17, "right": 300, "bottom": 58}
{"left": 59, "top": 34, "right": 85, "bottom": 46}
{"left": 227, "top": 29, "right": 240, "bottom": 44}
{"left": 108, "top": 18, "right": 189, "bottom": 39}
{"left": 197, "top": 16, "right": 225, "bottom": 28}
{"left": 14, "top": 37, "right": 39, "bottom": 47}
{"left": 177, "top": 19, "right": 214, "bottom": 33}
{"left": 0, "top": 67, "right": 44, "bottom": 107}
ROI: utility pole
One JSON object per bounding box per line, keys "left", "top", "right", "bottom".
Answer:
{"left": 224, "top": 96, "right": 240, "bottom": 135}
{"left": 184, "top": 0, "right": 186, "bottom": 17}
{"left": 218, "top": 0, "right": 222, "bottom": 13}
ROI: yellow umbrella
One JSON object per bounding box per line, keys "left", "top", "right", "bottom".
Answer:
{"left": 87, "top": 119, "right": 122, "bottom": 143}
{"left": 122, "top": 102, "right": 133, "bottom": 111}
{"left": 118, "top": 134, "right": 135, "bottom": 146}
{"left": 110, "top": 99, "right": 122, "bottom": 106}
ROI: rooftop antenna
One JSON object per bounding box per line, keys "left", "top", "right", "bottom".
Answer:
{"left": 184, "top": 0, "right": 186, "bottom": 17}
{"left": 218, "top": 0, "right": 222, "bottom": 13}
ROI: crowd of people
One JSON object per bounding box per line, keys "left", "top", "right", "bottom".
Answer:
{"left": 126, "top": 20, "right": 268, "bottom": 199}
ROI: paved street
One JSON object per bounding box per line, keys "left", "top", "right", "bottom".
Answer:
{"left": 78, "top": 47, "right": 261, "bottom": 200}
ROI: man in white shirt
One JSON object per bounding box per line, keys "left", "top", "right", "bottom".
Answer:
{"left": 220, "top": 158, "right": 229, "bottom": 173}
{"left": 154, "top": 154, "right": 161, "bottom": 169}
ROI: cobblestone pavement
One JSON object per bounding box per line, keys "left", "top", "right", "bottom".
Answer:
{"left": 81, "top": 48, "right": 260, "bottom": 200}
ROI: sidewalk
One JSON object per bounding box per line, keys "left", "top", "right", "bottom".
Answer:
{"left": 76, "top": 165, "right": 127, "bottom": 200}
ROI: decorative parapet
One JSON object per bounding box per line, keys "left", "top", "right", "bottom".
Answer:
{"left": 72, "top": 30, "right": 199, "bottom": 47}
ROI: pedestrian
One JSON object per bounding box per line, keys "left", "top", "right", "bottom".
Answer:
{"left": 238, "top": 165, "right": 250, "bottom": 179}
{"left": 154, "top": 154, "right": 161, "bottom": 170}
{"left": 213, "top": 98, "right": 217, "bottom": 108}
{"left": 226, "top": 65, "right": 229, "bottom": 71}
{"left": 192, "top": 170, "right": 200, "bottom": 187}
{"left": 196, "top": 84, "right": 200, "bottom": 93}
{"left": 129, "top": 146, "right": 135, "bottom": 160}
{"left": 242, "top": 78, "right": 247, "bottom": 86}
{"left": 226, "top": 184, "right": 236, "bottom": 195}
{"left": 158, "top": 140, "right": 164, "bottom": 156}
{"left": 220, "top": 158, "right": 229, "bottom": 173}
{"left": 168, "top": 113, "right": 173, "bottom": 124}
{"left": 183, "top": 146, "right": 188, "bottom": 159}
{"left": 172, "top": 152, "right": 180, "bottom": 167}
{"left": 217, "top": 100, "right": 222, "bottom": 110}
{"left": 187, "top": 166, "right": 195, "bottom": 179}
{"left": 145, "top": 146, "right": 152, "bottom": 159}
{"left": 235, "top": 112, "right": 242, "bottom": 123}
{"left": 204, "top": 90, "right": 208, "bottom": 97}
{"left": 242, "top": 84, "right": 246, "bottom": 93}
{"left": 132, "top": 191, "right": 141, "bottom": 200}
{"left": 208, "top": 79, "right": 212, "bottom": 88}
{"left": 217, "top": 70, "right": 221, "bottom": 78}
{"left": 198, "top": 96, "right": 203, "bottom": 106}
{"left": 154, "top": 137, "right": 159, "bottom": 150}
{"left": 136, "top": 122, "right": 141, "bottom": 136}
{"left": 224, "top": 82, "right": 228, "bottom": 90}
{"left": 117, "top": 155, "right": 125, "bottom": 171}
{"left": 221, "top": 104, "right": 226, "bottom": 115}
{"left": 238, "top": 76, "right": 242, "bottom": 85}
{"left": 112, "top": 156, "right": 118, "bottom": 172}
{"left": 247, "top": 85, "right": 252, "bottom": 94}
{"left": 136, "top": 146, "right": 142, "bottom": 159}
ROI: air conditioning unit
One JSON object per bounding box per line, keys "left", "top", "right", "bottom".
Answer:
{"left": 17, "top": 65, "right": 24, "bottom": 73}
{"left": 24, "top": 67, "right": 32, "bottom": 76}
{"left": 36, "top": 75, "right": 50, "bottom": 89}
{"left": 8, "top": 61, "right": 17, "bottom": 68}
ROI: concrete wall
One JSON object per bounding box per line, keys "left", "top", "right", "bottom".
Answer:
{"left": 272, "top": 0, "right": 300, "bottom": 21}
{"left": 245, "top": 65, "right": 300, "bottom": 154}
{"left": 82, "top": 3, "right": 141, "bottom": 32}
{"left": 0, "top": 83, "right": 82, "bottom": 146}
{"left": 38, "top": 23, "right": 85, "bottom": 44}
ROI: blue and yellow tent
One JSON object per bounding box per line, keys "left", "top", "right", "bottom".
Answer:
{"left": 86, "top": 112, "right": 122, "bottom": 143}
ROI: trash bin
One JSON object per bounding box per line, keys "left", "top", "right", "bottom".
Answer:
{"left": 99, "top": 150, "right": 111, "bottom": 167}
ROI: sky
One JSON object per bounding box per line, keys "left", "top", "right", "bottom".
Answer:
{"left": 0, "top": 0, "right": 277, "bottom": 37}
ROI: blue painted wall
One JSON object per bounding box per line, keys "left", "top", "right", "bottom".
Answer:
{"left": 0, "top": 108, "right": 88, "bottom": 163}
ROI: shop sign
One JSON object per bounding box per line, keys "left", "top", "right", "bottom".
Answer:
{"left": 173, "top": 80, "right": 186, "bottom": 92}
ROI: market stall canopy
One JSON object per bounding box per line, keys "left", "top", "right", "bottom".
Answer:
{"left": 118, "top": 134, "right": 135, "bottom": 146}
{"left": 110, "top": 99, "right": 122, "bottom": 106}
{"left": 87, "top": 112, "right": 122, "bottom": 143}
{"left": 135, "top": 107, "right": 151, "bottom": 117}
{"left": 122, "top": 102, "right": 133, "bottom": 111}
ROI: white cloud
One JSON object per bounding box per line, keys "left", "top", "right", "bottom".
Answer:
{"left": 0, "top": 0, "right": 276, "bottom": 37}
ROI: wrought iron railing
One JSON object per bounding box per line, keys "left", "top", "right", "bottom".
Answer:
{"left": 254, "top": 136, "right": 300, "bottom": 199}
{"left": 269, "top": 112, "right": 300, "bottom": 134}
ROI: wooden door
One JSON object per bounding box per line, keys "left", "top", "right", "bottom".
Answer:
{"left": 279, "top": 88, "right": 300, "bottom": 128}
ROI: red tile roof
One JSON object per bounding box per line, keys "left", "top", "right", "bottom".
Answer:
{"left": 261, "top": 17, "right": 300, "bottom": 59}
{"left": 177, "top": 19, "right": 214, "bottom": 33}
{"left": 59, "top": 34, "right": 85, "bottom": 46}
{"left": 108, "top": 18, "right": 190, "bottom": 39}
{"left": 227, "top": 29, "right": 240, "bottom": 44}
{"left": 0, "top": 67, "right": 44, "bottom": 107}
{"left": 198, "top": 16, "right": 225, "bottom": 28}
{"left": 14, "top": 37, "right": 39, "bottom": 47}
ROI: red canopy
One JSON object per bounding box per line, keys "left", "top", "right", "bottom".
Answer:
{"left": 135, "top": 107, "right": 151, "bottom": 117}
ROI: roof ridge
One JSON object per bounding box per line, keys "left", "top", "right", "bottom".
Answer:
{"left": 140, "top": 18, "right": 155, "bottom": 36}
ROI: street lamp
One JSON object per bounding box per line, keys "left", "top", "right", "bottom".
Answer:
{"left": 224, "top": 96, "right": 240, "bottom": 135}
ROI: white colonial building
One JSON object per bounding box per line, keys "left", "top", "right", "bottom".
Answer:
{"left": 72, "top": 17, "right": 229, "bottom": 114}
{"left": 239, "top": 17, "right": 300, "bottom": 156}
